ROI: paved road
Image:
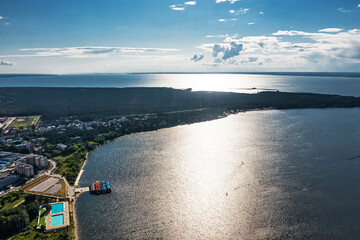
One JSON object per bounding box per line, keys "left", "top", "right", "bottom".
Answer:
{"left": 1, "top": 117, "right": 16, "bottom": 134}
{"left": 62, "top": 176, "right": 75, "bottom": 198}
{"left": 47, "top": 159, "right": 57, "bottom": 174}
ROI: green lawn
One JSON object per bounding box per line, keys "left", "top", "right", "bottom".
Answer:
{"left": 8, "top": 115, "right": 40, "bottom": 129}
{"left": 0, "top": 192, "right": 26, "bottom": 211}
{"left": 38, "top": 207, "right": 46, "bottom": 228}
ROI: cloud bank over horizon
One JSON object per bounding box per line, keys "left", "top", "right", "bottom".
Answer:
{"left": 195, "top": 28, "right": 360, "bottom": 71}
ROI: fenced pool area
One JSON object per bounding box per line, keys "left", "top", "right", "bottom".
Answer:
{"left": 51, "top": 214, "right": 64, "bottom": 227}
{"left": 51, "top": 202, "right": 64, "bottom": 214}
{"left": 45, "top": 201, "right": 70, "bottom": 232}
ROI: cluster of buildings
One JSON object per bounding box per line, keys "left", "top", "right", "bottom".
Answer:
{"left": 0, "top": 152, "right": 22, "bottom": 170}
{"left": 38, "top": 120, "right": 100, "bottom": 133}
{"left": 0, "top": 152, "right": 46, "bottom": 191}
{"left": 15, "top": 155, "right": 48, "bottom": 178}
{"left": 37, "top": 117, "right": 129, "bottom": 133}
{"left": 0, "top": 135, "right": 36, "bottom": 152}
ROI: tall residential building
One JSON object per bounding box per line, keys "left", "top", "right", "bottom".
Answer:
{"left": 15, "top": 161, "right": 34, "bottom": 178}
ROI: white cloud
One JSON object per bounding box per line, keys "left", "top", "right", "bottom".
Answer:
{"left": 272, "top": 30, "right": 313, "bottom": 36}
{"left": 318, "top": 28, "right": 343, "bottom": 33}
{"left": 190, "top": 53, "right": 204, "bottom": 62}
{"left": 212, "top": 44, "right": 226, "bottom": 57}
{"left": 184, "top": 1, "right": 196, "bottom": 6}
{"left": 208, "top": 42, "right": 244, "bottom": 61}
{"left": 218, "top": 18, "right": 237, "bottom": 22}
{"left": 2, "top": 46, "right": 179, "bottom": 58}
{"left": 196, "top": 28, "right": 360, "bottom": 69}
{"left": 0, "top": 16, "right": 3, "bottom": 20}
{"left": 170, "top": 2, "right": 196, "bottom": 11}
{"left": 222, "top": 42, "right": 243, "bottom": 60}
{"left": 207, "top": 34, "right": 229, "bottom": 38}
{"left": 206, "top": 34, "right": 238, "bottom": 38}
{"left": 170, "top": 5, "right": 185, "bottom": 11}
{"left": 259, "top": 11, "right": 264, "bottom": 15}
{"left": 229, "top": 8, "right": 249, "bottom": 15}
{"left": 337, "top": 8, "right": 351, "bottom": 13}
{"left": 216, "top": 0, "right": 240, "bottom": 4}
{"left": 0, "top": 60, "right": 14, "bottom": 66}
{"left": 247, "top": 22, "right": 255, "bottom": 25}
{"left": 358, "top": 4, "right": 360, "bottom": 7}
{"left": 239, "top": 8, "right": 249, "bottom": 14}
{"left": 172, "top": 7, "right": 185, "bottom": 11}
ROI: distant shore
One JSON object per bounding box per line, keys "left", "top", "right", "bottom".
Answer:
{"left": 129, "top": 72, "right": 360, "bottom": 78}
{"left": 1, "top": 87, "right": 360, "bottom": 119}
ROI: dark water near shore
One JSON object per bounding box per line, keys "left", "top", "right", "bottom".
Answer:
{"left": 76, "top": 108, "right": 360, "bottom": 240}
{"left": 0, "top": 73, "right": 360, "bottom": 96}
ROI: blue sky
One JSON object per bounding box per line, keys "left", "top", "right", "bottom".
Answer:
{"left": 0, "top": 0, "right": 360, "bottom": 73}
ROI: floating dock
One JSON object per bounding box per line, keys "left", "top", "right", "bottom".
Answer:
{"left": 90, "top": 180, "right": 111, "bottom": 194}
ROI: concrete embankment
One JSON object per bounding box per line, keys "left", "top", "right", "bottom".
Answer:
{"left": 74, "top": 153, "right": 89, "bottom": 188}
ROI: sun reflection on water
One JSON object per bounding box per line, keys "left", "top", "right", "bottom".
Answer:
{"left": 163, "top": 115, "right": 267, "bottom": 238}
{"left": 156, "top": 74, "right": 279, "bottom": 93}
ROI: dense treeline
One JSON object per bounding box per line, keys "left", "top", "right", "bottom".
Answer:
{"left": 0, "top": 208, "right": 29, "bottom": 237}
{"left": 0, "top": 87, "right": 359, "bottom": 119}
{"left": 0, "top": 193, "right": 44, "bottom": 238}
{"left": 0, "top": 192, "right": 69, "bottom": 239}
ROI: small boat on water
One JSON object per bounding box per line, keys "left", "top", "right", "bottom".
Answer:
{"left": 94, "top": 181, "right": 101, "bottom": 194}
{"left": 100, "top": 181, "right": 106, "bottom": 193}
{"left": 90, "top": 182, "right": 96, "bottom": 194}
{"left": 106, "top": 181, "right": 111, "bottom": 193}
{"left": 90, "top": 180, "right": 111, "bottom": 194}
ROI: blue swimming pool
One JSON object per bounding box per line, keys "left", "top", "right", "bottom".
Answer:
{"left": 51, "top": 214, "right": 64, "bottom": 227}
{"left": 52, "top": 203, "right": 64, "bottom": 214}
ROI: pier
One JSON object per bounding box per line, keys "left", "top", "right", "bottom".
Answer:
{"left": 75, "top": 187, "right": 89, "bottom": 193}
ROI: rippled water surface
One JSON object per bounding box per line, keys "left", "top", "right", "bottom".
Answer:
{"left": 1, "top": 74, "right": 360, "bottom": 96}
{"left": 76, "top": 108, "right": 360, "bottom": 240}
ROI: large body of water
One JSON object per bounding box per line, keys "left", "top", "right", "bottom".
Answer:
{"left": 6, "top": 73, "right": 358, "bottom": 239}
{"left": 76, "top": 108, "right": 360, "bottom": 240}
{"left": 0, "top": 73, "right": 360, "bottom": 96}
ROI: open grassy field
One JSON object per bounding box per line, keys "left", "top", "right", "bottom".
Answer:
{"left": 38, "top": 207, "right": 46, "bottom": 228}
{"left": 8, "top": 115, "right": 40, "bottom": 129}
{"left": 0, "top": 191, "right": 27, "bottom": 211}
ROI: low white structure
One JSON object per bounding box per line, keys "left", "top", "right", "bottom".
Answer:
{"left": 56, "top": 144, "right": 67, "bottom": 151}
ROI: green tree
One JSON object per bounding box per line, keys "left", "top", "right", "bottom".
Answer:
{"left": 26, "top": 201, "right": 40, "bottom": 220}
